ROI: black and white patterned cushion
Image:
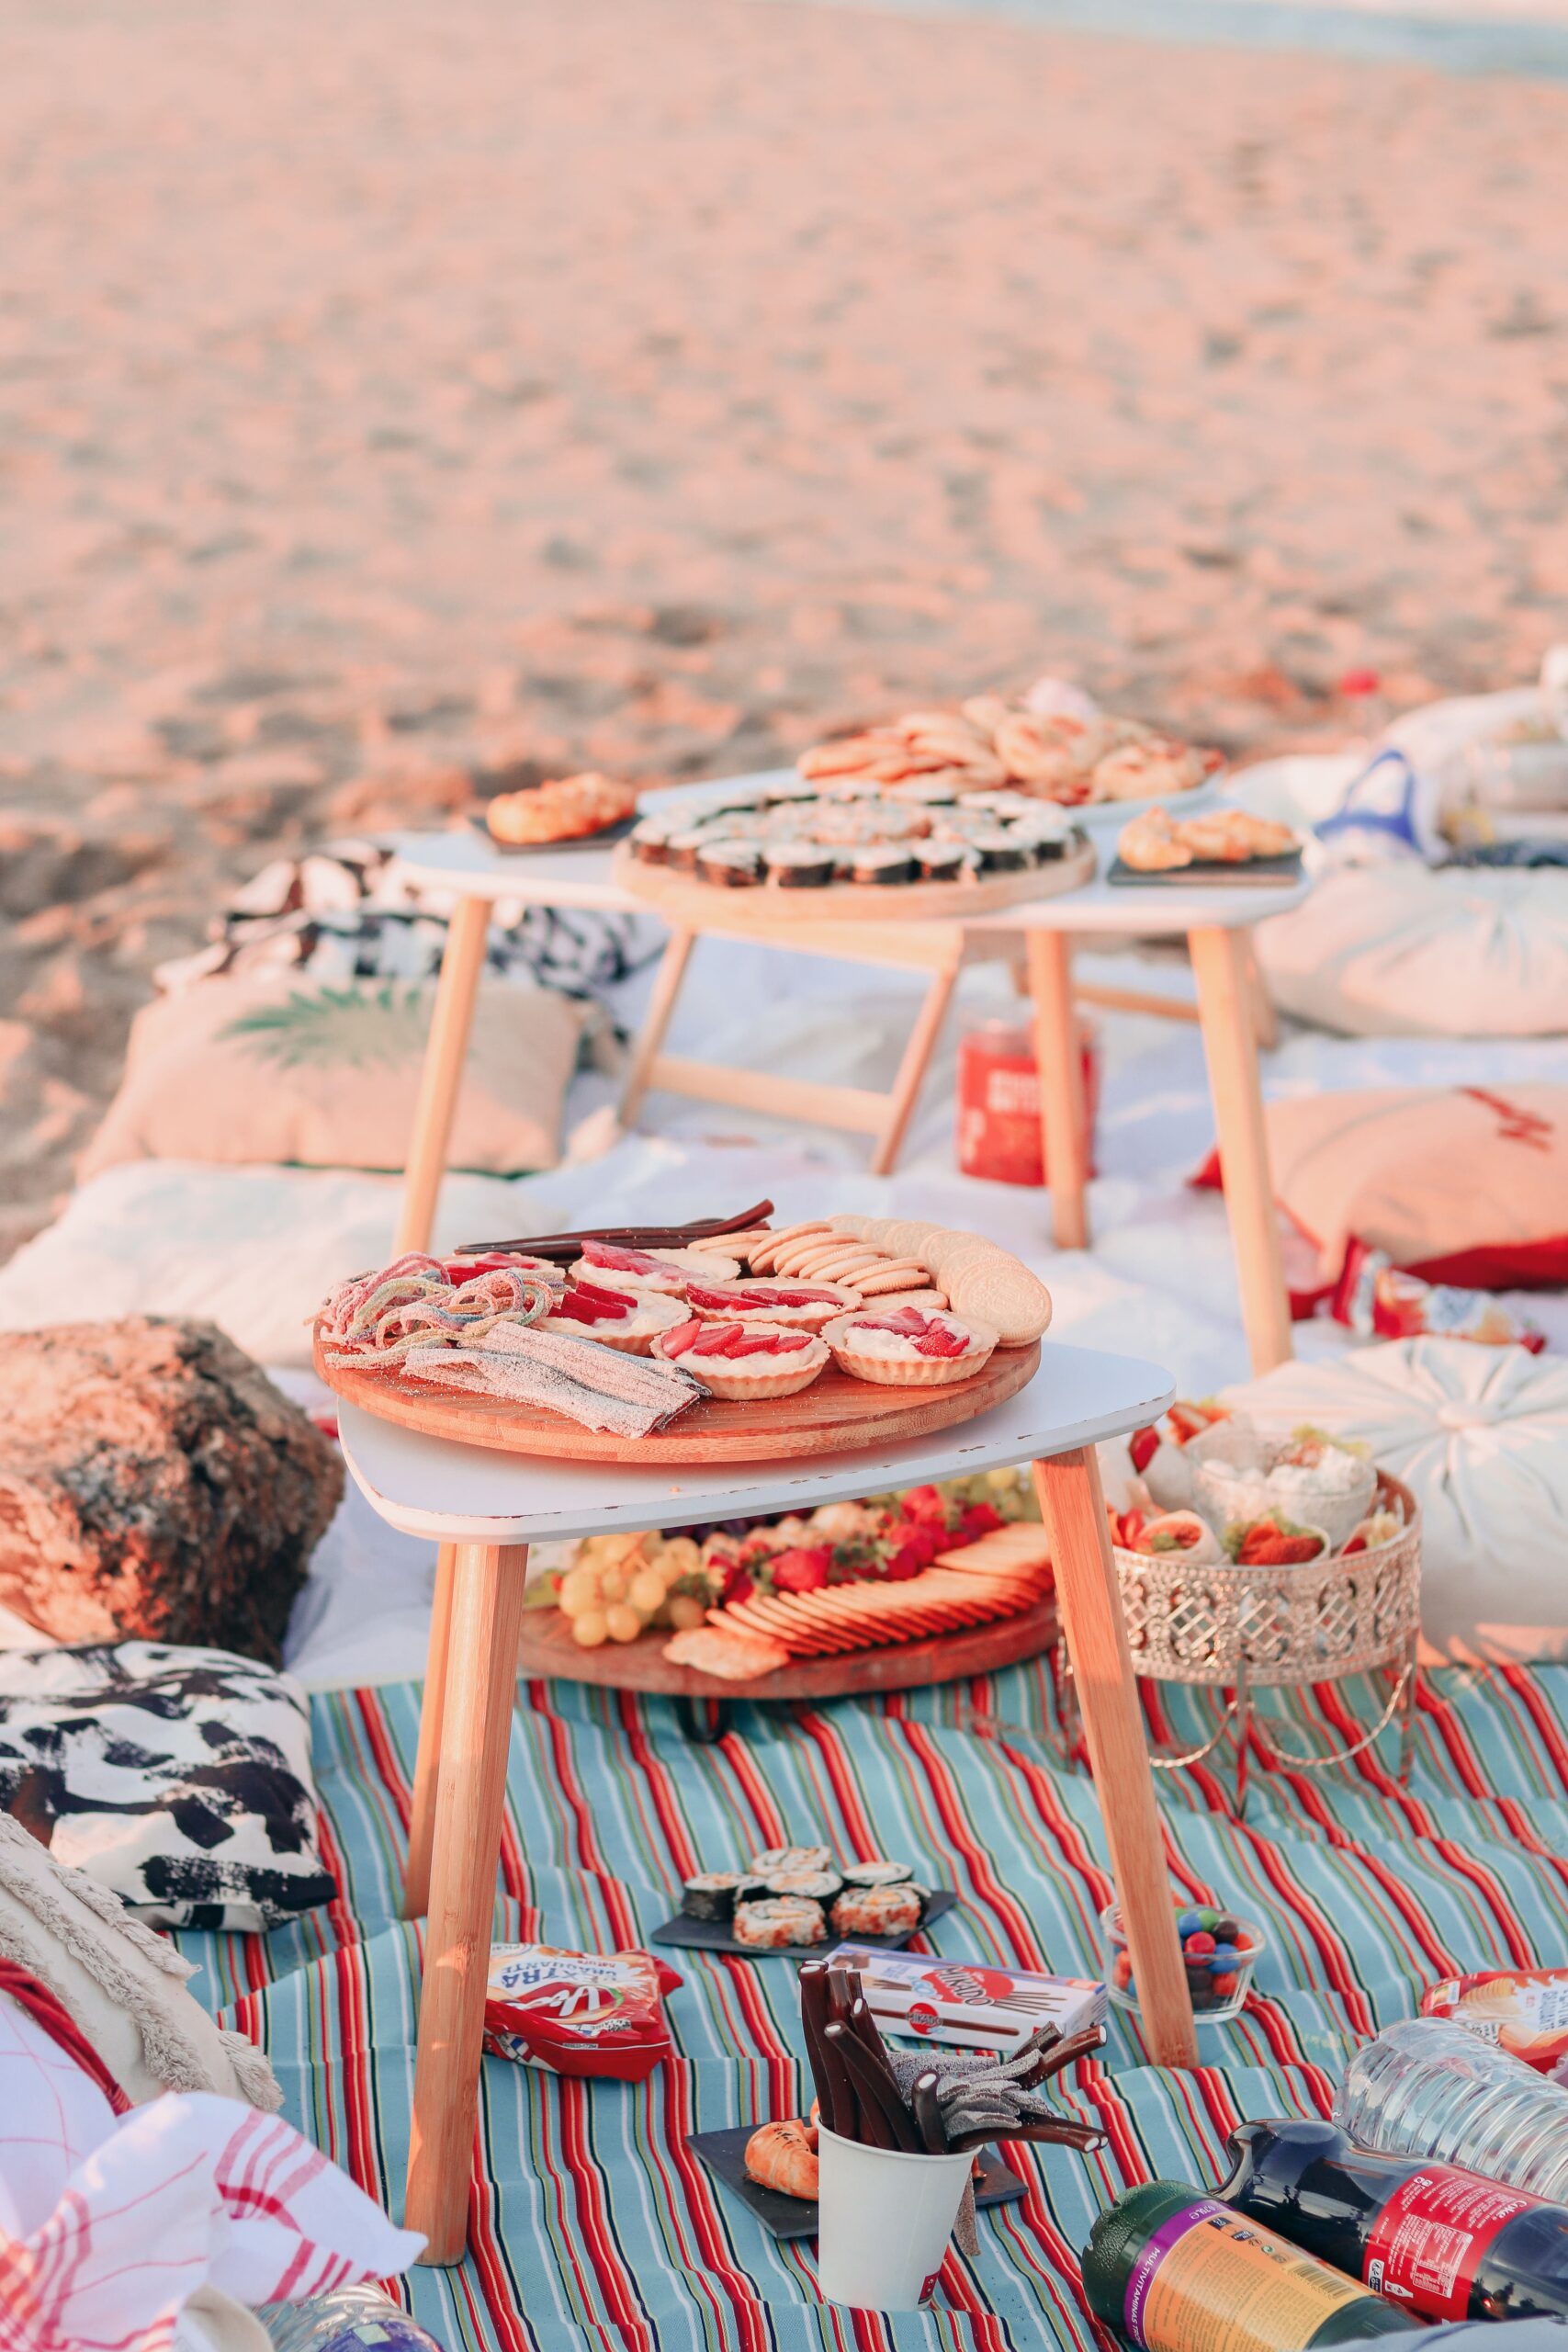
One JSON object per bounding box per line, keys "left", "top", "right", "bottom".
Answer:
{"left": 0, "top": 1643, "right": 335, "bottom": 1932}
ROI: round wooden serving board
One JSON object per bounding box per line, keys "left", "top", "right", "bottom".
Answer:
{"left": 519, "top": 1590, "right": 1060, "bottom": 1701}
{"left": 612, "top": 834, "right": 1096, "bottom": 928}
{"left": 314, "top": 1337, "right": 1041, "bottom": 1464}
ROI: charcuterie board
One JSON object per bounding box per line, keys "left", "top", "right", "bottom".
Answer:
{"left": 313, "top": 1336, "right": 1041, "bottom": 1465}
{"left": 517, "top": 1589, "right": 1059, "bottom": 1699}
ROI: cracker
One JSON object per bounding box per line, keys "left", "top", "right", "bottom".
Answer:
{"left": 863, "top": 1285, "right": 948, "bottom": 1310}
{"left": 942, "top": 1253, "right": 1053, "bottom": 1346}
{"left": 827, "top": 1214, "right": 874, "bottom": 1238}
{"left": 919, "top": 1229, "right": 992, "bottom": 1277}
{"left": 803, "top": 1249, "right": 886, "bottom": 1283}
{"left": 855, "top": 1261, "right": 936, "bottom": 1295}
{"left": 877, "top": 1219, "right": 941, "bottom": 1257}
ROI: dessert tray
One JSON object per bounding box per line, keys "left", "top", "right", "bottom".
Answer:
{"left": 311, "top": 1204, "right": 1053, "bottom": 1469}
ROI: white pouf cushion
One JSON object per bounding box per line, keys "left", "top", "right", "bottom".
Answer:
{"left": 1254, "top": 865, "right": 1568, "bottom": 1038}
{"left": 1220, "top": 1339, "right": 1568, "bottom": 1664}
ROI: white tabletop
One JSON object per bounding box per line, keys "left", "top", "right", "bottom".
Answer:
{"left": 388, "top": 775, "right": 1303, "bottom": 937}
{"left": 337, "top": 1341, "right": 1172, "bottom": 1544}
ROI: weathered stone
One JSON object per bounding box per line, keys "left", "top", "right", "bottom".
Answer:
{"left": 0, "top": 1318, "right": 343, "bottom": 1664}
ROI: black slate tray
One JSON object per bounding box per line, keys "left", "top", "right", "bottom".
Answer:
{"left": 468, "top": 808, "right": 639, "bottom": 853}
{"left": 1106, "top": 851, "right": 1304, "bottom": 888}
{"left": 652, "top": 1888, "right": 956, "bottom": 1964}
{"left": 690, "top": 2123, "right": 1026, "bottom": 2240}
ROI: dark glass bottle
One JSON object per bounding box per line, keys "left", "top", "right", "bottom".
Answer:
{"left": 1220, "top": 2117, "right": 1568, "bottom": 2325}
{"left": 1082, "top": 2179, "right": 1418, "bottom": 2351}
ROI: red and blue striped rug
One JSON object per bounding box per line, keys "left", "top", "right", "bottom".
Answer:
{"left": 181, "top": 1658, "right": 1568, "bottom": 2350}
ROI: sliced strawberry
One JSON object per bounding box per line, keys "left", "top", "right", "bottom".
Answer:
{"left": 662, "top": 1317, "right": 705, "bottom": 1357}
{"left": 748, "top": 1284, "right": 840, "bottom": 1306}
{"left": 771, "top": 1545, "right": 832, "bottom": 1593}
{"left": 688, "top": 1322, "right": 749, "bottom": 1355}
{"left": 915, "top": 1326, "right": 968, "bottom": 1358}
{"left": 859, "top": 1306, "right": 928, "bottom": 1336}
{"left": 957, "top": 1501, "right": 1003, "bottom": 1541}
{"left": 554, "top": 1279, "right": 637, "bottom": 1326}
{"left": 685, "top": 1283, "right": 747, "bottom": 1311}
{"left": 722, "top": 1330, "right": 810, "bottom": 1358}
{"left": 901, "top": 1484, "right": 948, "bottom": 1522}
{"left": 723, "top": 1566, "right": 757, "bottom": 1606}
{"left": 582, "top": 1239, "right": 665, "bottom": 1274}
{"left": 1128, "top": 1426, "right": 1160, "bottom": 1474}
{"left": 884, "top": 1538, "right": 926, "bottom": 1581}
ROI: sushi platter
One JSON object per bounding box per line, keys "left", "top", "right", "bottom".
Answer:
{"left": 613, "top": 829, "right": 1097, "bottom": 926}
{"left": 654, "top": 1890, "right": 957, "bottom": 1963}
{"left": 655, "top": 1842, "right": 952, "bottom": 1960}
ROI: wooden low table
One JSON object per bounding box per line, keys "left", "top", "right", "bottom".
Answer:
{"left": 386, "top": 783, "right": 1308, "bottom": 1382}
{"left": 335, "top": 1338, "right": 1193, "bottom": 2265}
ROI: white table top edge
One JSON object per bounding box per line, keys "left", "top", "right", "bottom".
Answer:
{"left": 337, "top": 1343, "right": 1174, "bottom": 1544}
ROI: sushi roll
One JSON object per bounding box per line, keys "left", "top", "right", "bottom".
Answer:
{"left": 829, "top": 1882, "right": 927, "bottom": 1939}
{"left": 840, "top": 1860, "right": 913, "bottom": 1889}
{"left": 630, "top": 817, "right": 674, "bottom": 865}
{"left": 697, "top": 838, "right": 762, "bottom": 888}
{"left": 770, "top": 775, "right": 820, "bottom": 802}
{"left": 763, "top": 843, "right": 835, "bottom": 889}
{"left": 681, "top": 1871, "right": 750, "bottom": 1922}
{"left": 889, "top": 775, "right": 959, "bottom": 806}
{"left": 821, "top": 776, "right": 882, "bottom": 802}
{"left": 708, "top": 785, "right": 769, "bottom": 816}
{"left": 749, "top": 1844, "right": 831, "bottom": 1875}
{"left": 971, "top": 828, "right": 1030, "bottom": 873}
{"left": 850, "top": 843, "right": 917, "bottom": 887}
{"left": 732, "top": 1895, "right": 825, "bottom": 1950}
{"left": 916, "top": 842, "right": 968, "bottom": 884}
{"left": 765, "top": 1869, "right": 843, "bottom": 1902}
{"left": 665, "top": 827, "right": 715, "bottom": 873}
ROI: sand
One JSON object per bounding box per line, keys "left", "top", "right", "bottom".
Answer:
{"left": 2, "top": 0, "right": 1566, "bottom": 1255}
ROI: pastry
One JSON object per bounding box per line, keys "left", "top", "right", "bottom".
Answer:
{"left": 745, "top": 2120, "right": 819, "bottom": 2199}
{"left": 543, "top": 1282, "right": 687, "bottom": 1355}
{"left": 486, "top": 771, "right": 637, "bottom": 845}
{"left": 822, "top": 1305, "right": 997, "bottom": 1387}
{"left": 569, "top": 1239, "right": 738, "bottom": 1294}
{"left": 653, "top": 1317, "right": 829, "bottom": 1401}
{"left": 682, "top": 1276, "right": 862, "bottom": 1333}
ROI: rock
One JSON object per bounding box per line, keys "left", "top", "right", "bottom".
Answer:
{"left": 0, "top": 1318, "right": 343, "bottom": 1664}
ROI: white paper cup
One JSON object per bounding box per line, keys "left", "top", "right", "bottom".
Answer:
{"left": 816, "top": 2124, "right": 974, "bottom": 2310}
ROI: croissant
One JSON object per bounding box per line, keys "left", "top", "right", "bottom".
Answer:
{"left": 745, "top": 2118, "right": 819, "bottom": 2199}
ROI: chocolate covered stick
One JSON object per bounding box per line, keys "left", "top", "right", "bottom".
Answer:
{"left": 798, "top": 1962, "right": 838, "bottom": 2123}
{"left": 911, "top": 2071, "right": 948, "bottom": 2155}
{"left": 822, "top": 1964, "right": 866, "bottom": 2141}
{"left": 837, "top": 2015, "right": 922, "bottom": 2154}
{"left": 823, "top": 2023, "right": 897, "bottom": 2150}
{"left": 461, "top": 1200, "right": 774, "bottom": 1261}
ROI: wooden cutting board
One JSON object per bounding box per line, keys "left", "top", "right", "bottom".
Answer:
{"left": 313, "top": 1337, "right": 1041, "bottom": 1464}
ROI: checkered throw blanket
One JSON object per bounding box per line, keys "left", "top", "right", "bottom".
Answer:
{"left": 178, "top": 1659, "right": 1568, "bottom": 2351}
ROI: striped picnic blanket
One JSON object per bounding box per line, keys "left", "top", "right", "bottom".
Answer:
{"left": 179, "top": 1657, "right": 1568, "bottom": 2352}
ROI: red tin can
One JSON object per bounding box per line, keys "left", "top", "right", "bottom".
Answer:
{"left": 956, "top": 1019, "right": 1098, "bottom": 1187}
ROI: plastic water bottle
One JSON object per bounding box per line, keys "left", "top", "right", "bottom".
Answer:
{"left": 259, "top": 2286, "right": 441, "bottom": 2351}
{"left": 1335, "top": 2018, "right": 1568, "bottom": 2199}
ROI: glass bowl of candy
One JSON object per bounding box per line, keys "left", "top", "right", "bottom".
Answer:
{"left": 1100, "top": 1896, "right": 1266, "bottom": 2027}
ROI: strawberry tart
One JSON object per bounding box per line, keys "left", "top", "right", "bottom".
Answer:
{"left": 543, "top": 1280, "right": 687, "bottom": 1356}
{"left": 569, "top": 1239, "right": 739, "bottom": 1295}
{"left": 653, "top": 1317, "right": 829, "bottom": 1401}
{"left": 682, "top": 1276, "right": 861, "bottom": 1333}
{"left": 821, "top": 1304, "right": 997, "bottom": 1387}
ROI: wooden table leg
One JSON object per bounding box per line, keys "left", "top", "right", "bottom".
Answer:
{"left": 1189, "top": 925, "right": 1293, "bottom": 1375}
{"left": 403, "top": 1539, "right": 458, "bottom": 1920}
{"left": 871, "top": 949, "right": 961, "bottom": 1176}
{"left": 1026, "top": 930, "right": 1089, "bottom": 1250}
{"left": 617, "top": 922, "right": 696, "bottom": 1130}
{"left": 394, "top": 894, "right": 491, "bottom": 1256}
{"left": 405, "top": 1540, "right": 528, "bottom": 2264}
{"left": 1241, "top": 936, "right": 1279, "bottom": 1051}
{"left": 1032, "top": 1451, "right": 1196, "bottom": 2068}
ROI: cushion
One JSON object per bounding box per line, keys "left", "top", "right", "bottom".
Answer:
{"left": 81, "top": 969, "right": 591, "bottom": 1180}
{"left": 0, "top": 1159, "right": 555, "bottom": 1368}
{"left": 0, "top": 1642, "right": 335, "bottom": 1931}
{"left": 0, "top": 1812, "right": 280, "bottom": 2108}
{"left": 1253, "top": 865, "right": 1568, "bottom": 1037}
{"left": 1219, "top": 1340, "right": 1568, "bottom": 1664}
{"left": 1194, "top": 1083, "right": 1568, "bottom": 1290}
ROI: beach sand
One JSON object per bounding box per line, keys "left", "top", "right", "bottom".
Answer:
{"left": 2, "top": 0, "right": 1565, "bottom": 1253}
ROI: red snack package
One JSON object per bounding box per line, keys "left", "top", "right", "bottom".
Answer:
{"left": 1332, "top": 1237, "right": 1545, "bottom": 1352}
{"left": 483, "top": 1945, "right": 682, "bottom": 2082}
{"left": 1422, "top": 1968, "right": 1568, "bottom": 2072}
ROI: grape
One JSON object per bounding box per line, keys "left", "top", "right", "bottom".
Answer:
{"left": 628, "top": 1568, "right": 666, "bottom": 1615}
{"left": 600, "top": 1566, "right": 629, "bottom": 1602}
{"left": 666, "top": 1592, "right": 706, "bottom": 1631}
{"left": 604, "top": 1604, "right": 642, "bottom": 1644}
{"left": 558, "top": 1568, "right": 601, "bottom": 1618}
{"left": 571, "top": 1611, "right": 609, "bottom": 1648}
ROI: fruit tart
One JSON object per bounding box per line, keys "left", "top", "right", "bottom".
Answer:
{"left": 652, "top": 1317, "right": 829, "bottom": 1401}
{"left": 682, "top": 1275, "right": 862, "bottom": 1333}
{"left": 569, "top": 1238, "right": 739, "bottom": 1295}
{"left": 542, "top": 1280, "right": 687, "bottom": 1356}
{"left": 821, "top": 1304, "right": 998, "bottom": 1387}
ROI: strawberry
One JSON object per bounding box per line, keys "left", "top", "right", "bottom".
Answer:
{"left": 957, "top": 1501, "right": 1003, "bottom": 1541}
{"left": 900, "top": 1484, "right": 948, "bottom": 1522}
{"left": 581, "top": 1240, "right": 664, "bottom": 1273}
{"left": 554, "top": 1279, "right": 637, "bottom": 1325}
{"left": 1128, "top": 1426, "right": 1160, "bottom": 1474}
{"left": 1232, "top": 1515, "right": 1325, "bottom": 1567}
{"left": 771, "top": 1545, "right": 831, "bottom": 1593}
{"left": 884, "top": 1538, "right": 927, "bottom": 1581}
{"left": 662, "top": 1317, "right": 705, "bottom": 1355}
{"left": 723, "top": 1565, "right": 757, "bottom": 1606}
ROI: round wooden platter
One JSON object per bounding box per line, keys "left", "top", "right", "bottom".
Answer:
{"left": 518, "top": 1590, "right": 1060, "bottom": 1701}
{"left": 611, "top": 833, "right": 1096, "bottom": 929}
{"left": 313, "top": 1337, "right": 1041, "bottom": 1465}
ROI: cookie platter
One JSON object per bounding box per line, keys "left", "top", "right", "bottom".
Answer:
{"left": 311, "top": 1206, "right": 1054, "bottom": 1467}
